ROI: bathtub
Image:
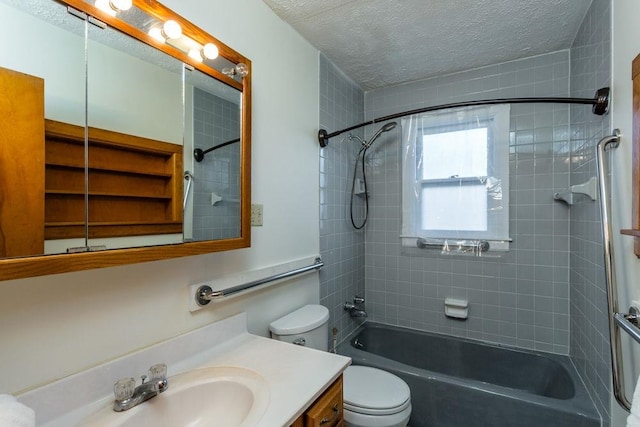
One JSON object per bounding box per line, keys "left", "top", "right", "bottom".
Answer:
{"left": 337, "top": 323, "right": 600, "bottom": 427}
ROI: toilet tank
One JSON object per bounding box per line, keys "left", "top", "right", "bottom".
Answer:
{"left": 269, "top": 305, "right": 330, "bottom": 351}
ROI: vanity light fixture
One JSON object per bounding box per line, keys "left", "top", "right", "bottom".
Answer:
{"left": 147, "top": 24, "right": 218, "bottom": 65}
{"left": 94, "top": 0, "right": 132, "bottom": 16}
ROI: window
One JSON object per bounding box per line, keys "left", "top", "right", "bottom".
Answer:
{"left": 401, "top": 105, "right": 510, "bottom": 250}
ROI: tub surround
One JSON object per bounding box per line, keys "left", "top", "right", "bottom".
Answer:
{"left": 18, "top": 312, "right": 350, "bottom": 426}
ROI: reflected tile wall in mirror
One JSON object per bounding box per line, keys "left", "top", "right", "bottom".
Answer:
{"left": 192, "top": 87, "right": 241, "bottom": 240}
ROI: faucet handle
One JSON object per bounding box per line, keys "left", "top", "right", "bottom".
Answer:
{"left": 353, "top": 296, "right": 365, "bottom": 304}
{"left": 114, "top": 377, "right": 135, "bottom": 402}
{"left": 148, "top": 363, "right": 167, "bottom": 380}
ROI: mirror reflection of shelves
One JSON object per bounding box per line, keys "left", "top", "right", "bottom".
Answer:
{"left": 44, "top": 120, "right": 183, "bottom": 240}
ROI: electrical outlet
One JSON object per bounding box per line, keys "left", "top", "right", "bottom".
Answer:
{"left": 251, "top": 203, "right": 263, "bottom": 226}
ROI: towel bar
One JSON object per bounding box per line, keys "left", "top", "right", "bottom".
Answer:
{"left": 194, "top": 257, "right": 324, "bottom": 307}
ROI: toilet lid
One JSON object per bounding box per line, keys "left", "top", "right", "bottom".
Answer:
{"left": 343, "top": 366, "right": 411, "bottom": 415}
{"left": 269, "top": 305, "right": 329, "bottom": 335}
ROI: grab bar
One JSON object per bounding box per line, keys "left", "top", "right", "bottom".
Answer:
{"left": 183, "top": 171, "right": 194, "bottom": 211}
{"left": 614, "top": 308, "right": 640, "bottom": 345}
{"left": 596, "top": 130, "right": 628, "bottom": 410}
{"left": 195, "top": 257, "right": 324, "bottom": 306}
{"left": 416, "top": 238, "right": 490, "bottom": 254}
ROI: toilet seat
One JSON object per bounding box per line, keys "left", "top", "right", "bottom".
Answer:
{"left": 344, "top": 399, "right": 411, "bottom": 416}
{"left": 343, "top": 366, "right": 411, "bottom": 416}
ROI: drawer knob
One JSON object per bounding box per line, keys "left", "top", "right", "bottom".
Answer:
{"left": 320, "top": 404, "right": 340, "bottom": 425}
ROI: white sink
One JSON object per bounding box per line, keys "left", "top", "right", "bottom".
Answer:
{"left": 78, "top": 366, "right": 270, "bottom": 427}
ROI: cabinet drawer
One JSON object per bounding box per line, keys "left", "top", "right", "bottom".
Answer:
{"left": 304, "top": 375, "right": 343, "bottom": 427}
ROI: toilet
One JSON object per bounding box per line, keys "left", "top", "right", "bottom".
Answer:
{"left": 269, "top": 305, "right": 412, "bottom": 427}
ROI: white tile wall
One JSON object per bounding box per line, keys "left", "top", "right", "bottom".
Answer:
{"left": 319, "top": 54, "right": 367, "bottom": 345}
{"left": 192, "top": 88, "right": 241, "bottom": 240}
{"left": 569, "top": 0, "right": 612, "bottom": 423}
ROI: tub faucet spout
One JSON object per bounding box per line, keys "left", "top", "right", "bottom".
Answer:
{"left": 344, "top": 300, "right": 368, "bottom": 318}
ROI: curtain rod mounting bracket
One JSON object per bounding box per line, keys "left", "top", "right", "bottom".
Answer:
{"left": 593, "top": 87, "right": 610, "bottom": 115}
{"left": 318, "top": 129, "right": 329, "bottom": 147}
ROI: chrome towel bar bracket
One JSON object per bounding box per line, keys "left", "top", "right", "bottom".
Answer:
{"left": 614, "top": 307, "right": 640, "bottom": 344}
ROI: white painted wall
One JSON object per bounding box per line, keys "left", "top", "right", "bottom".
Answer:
{"left": 0, "top": 0, "right": 320, "bottom": 395}
{"left": 610, "top": 0, "right": 640, "bottom": 424}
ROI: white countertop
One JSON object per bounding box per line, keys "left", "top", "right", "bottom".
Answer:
{"left": 190, "top": 334, "right": 349, "bottom": 425}
{"left": 17, "top": 312, "right": 350, "bottom": 427}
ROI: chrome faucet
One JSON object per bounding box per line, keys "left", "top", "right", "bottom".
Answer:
{"left": 348, "top": 308, "right": 368, "bottom": 318}
{"left": 344, "top": 296, "right": 367, "bottom": 318}
{"left": 113, "top": 363, "right": 168, "bottom": 412}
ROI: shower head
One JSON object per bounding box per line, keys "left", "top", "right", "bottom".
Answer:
{"left": 364, "top": 122, "right": 397, "bottom": 149}
{"left": 381, "top": 122, "right": 398, "bottom": 132}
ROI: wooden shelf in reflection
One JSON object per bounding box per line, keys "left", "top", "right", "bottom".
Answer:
{"left": 44, "top": 119, "right": 183, "bottom": 241}
{"left": 45, "top": 221, "right": 183, "bottom": 239}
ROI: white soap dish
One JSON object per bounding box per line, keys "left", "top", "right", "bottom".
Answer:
{"left": 444, "top": 298, "right": 468, "bottom": 319}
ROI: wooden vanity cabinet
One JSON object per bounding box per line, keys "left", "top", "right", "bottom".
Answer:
{"left": 291, "top": 375, "right": 343, "bottom": 427}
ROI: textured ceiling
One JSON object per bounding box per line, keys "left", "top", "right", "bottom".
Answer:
{"left": 262, "top": 0, "right": 593, "bottom": 90}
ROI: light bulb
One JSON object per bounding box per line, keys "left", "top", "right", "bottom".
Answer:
{"left": 148, "top": 27, "right": 165, "bottom": 43}
{"left": 110, "top": 0, "right": 132, "bottom": 11}
{"left": 202, "top": 43, "right": 219, "bottom": 60}
{"left": 222, "top": 63, "right": 250, "bottom": 78}
{"left": 235, "top": 63, "right": 249, "bottom": 77}
{"left": 94, "top": 0, "right": 116, "bottom": 16}
{"left": 188, "top": 48, "right": 203, "bottom": 63}
{"left": 162, "top": 20, "right": 182, "bottom": 40}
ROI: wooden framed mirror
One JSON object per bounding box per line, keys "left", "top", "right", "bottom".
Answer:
{"left": 0, "top": 0, "right": 251, "bottom": 280}
{"left": 621, "top": 53, "right": 640, "bottom": 255}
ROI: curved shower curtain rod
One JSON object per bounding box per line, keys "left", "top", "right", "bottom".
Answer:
{"left": 194, "top": 137, "right": 241, "bottom": 162}
{"left": 317, "top": 87, "right": 611, "bottom": 147}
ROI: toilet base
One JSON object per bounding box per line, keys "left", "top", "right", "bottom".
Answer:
{"left": 343, "top": 403, "right": 411, "bottom": 427}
